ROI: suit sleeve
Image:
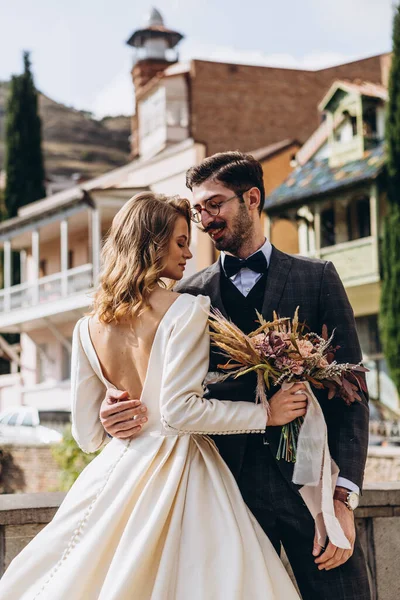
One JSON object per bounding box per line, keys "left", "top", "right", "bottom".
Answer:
{"left": 160, "top": 296, "right": 267, "bottom": 434}
{"left": 70, "top": 319, "right": 108, "bottom": 453}
{"left": 319, "top": 261, "right": 369, "bottom": 490}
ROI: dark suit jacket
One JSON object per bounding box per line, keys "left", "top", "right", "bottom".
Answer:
{"left": 175, "top": 246, "right": 369, "bottom": 492}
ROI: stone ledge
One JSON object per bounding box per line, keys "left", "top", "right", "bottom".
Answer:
{"left": 0, "top": 485, "right": 399, "bottom": 523}
{"left": 0, "top": 492, "right": 66, "bottom": 525}
{"left": 360, "top": 482, "right": 400, "bottom": 507}
{"left": 1, "top": 487, "right": 400, "bottom": 599}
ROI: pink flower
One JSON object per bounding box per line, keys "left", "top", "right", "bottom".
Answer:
{"left": 291, "top": 363, "right": 305, "bottom": 375}
{"left": 295, "top": 339, "right": 315, "bottom": 358}
{"left": 261, "top": 331, "right": 286, "bottom": 358}
{"left": 275, "top": 356, "right": 305, "bottom": 375}
{"left": 252, "top": 334, "right": 266, "bottom": 350}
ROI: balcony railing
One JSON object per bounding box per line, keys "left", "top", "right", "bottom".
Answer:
{"left": 318, "top": 236, "right": 379, "bottom": 287}
{"left": 0, "top": 264, "right": 93, "bottom": 313}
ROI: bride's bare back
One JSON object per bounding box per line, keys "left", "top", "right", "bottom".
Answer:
{"left": 88, "top": 289, "right": 180, "bottom": 398}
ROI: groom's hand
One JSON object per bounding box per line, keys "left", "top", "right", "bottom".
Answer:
{"left": 267, "top": 383, "right": 308, "bottom": 426}
{"left": 314, "top": 497, "right": 356, "bottom": 570}
{"left": 100, "top": 389, "right": 148, "bottom": 439}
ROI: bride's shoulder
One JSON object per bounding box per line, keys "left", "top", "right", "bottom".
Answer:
{"left": 176, "top": 293, "right": 211, "bottom": 312}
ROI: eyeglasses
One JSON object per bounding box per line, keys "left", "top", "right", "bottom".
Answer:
{"left": 190, "top": 191, "right": 248, "bottom": 224}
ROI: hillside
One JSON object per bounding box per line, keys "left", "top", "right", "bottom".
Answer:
{"left": 0, "top": 81, "right": 131, "bottom": 181}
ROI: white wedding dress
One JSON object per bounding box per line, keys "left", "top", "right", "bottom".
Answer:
{"left": 0, "top": 294, "right": 299, "bottom": 600}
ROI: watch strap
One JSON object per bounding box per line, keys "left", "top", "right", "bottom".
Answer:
{"left": 333, "top": 488, "right": 350, "bottom": 506}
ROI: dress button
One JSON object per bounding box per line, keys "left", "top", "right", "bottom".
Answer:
{"left": 245, "top": 288, "right": 250, "bottom": 292}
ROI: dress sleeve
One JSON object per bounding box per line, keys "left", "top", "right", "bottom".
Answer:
{"left": 160, "top": 296, "right": 267, "bottom": 435}
{"left": 70, "top": 318, "right": 108, "bottom": 453}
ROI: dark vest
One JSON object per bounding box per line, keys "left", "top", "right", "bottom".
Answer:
{"left": 219, "top": 271, "right": 267, "bottom": 334}
{"left": 209, "top": 270, "right": 268, "bottom": 392}
{"left": 211, "top": 270, "right": 279, "bottom": 488}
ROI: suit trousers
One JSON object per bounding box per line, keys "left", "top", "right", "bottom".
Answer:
{"left": 236, "top": 434, "right": 371, "bottom": 600}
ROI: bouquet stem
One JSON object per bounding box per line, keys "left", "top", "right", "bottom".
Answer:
{"left": 276, "top": 417, "right": 304, "bottom": 462}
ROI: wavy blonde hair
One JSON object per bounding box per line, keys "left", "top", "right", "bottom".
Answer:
{"left": 93, "top": 192, "right": 191, "bottom": 323}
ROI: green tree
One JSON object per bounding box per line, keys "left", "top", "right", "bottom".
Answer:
{"left": 380, "top": 4, "right": 400, "bottom": 390}
{"left": 4, "top": 51, "right": 46, "bottom": 220}
{"left": 52, "top": 426, "right": 102, "bottom": 491}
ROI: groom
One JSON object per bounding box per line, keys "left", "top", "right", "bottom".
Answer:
{"left": 99, "top": 151, "right": 370, "bottom": 599}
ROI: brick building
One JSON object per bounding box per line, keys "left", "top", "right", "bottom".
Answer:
{"left": 129, "top": 10, "right": 391, "bottom": 161}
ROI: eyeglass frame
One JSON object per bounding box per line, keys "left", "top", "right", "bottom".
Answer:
{"left": 190, "top": 189, "right": 251, "bottom": 223}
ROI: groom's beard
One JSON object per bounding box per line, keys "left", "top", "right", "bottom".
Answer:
{"left": 203, "top": 205, "right": 253, "bottom": 255}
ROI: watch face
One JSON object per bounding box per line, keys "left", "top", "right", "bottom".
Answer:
{"left": 347, "top": 492, "right": 359, "bottom": 510}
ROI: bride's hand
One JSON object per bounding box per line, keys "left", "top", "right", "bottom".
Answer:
{"left": 267, "top": 383, "right": 308, "bottom": 426}
{"left": 100, "top": 389, "right": 148, "bottom": 439}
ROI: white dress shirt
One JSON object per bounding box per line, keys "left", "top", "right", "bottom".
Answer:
{"left": 220, "top": 239, "right": 358, "bottom": 494}
{"left": 220, "top": 238, "right": 272, "bottom": 297}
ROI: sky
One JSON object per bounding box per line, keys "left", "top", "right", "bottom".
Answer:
{"left": 0, "top": 0, "right": 396, "bottom": 119}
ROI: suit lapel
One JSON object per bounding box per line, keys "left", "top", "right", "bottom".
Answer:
{"left": 200, "top": 259, "right": 228, "bottom": 317}
{"left": 261, "top": 246, "right": 293, "bottom": 319}
{"left": 200, "top": 248, "right": 293, "bottom": 320}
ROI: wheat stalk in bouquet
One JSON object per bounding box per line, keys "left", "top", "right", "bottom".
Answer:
{"left": 208, "top": 307, "right": 368, "bottom": 462}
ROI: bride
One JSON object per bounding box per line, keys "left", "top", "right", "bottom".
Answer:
{"left": 0, "top": 192, "right": 301, "bottom": 599}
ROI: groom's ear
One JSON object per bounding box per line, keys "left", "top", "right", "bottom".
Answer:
{"left": 247, "top": 187, "right": 261, "bottom": 212}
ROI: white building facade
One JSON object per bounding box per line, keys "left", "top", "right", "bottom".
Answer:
{"left": 0, "top": 139, "right": 208, "bottom": 413}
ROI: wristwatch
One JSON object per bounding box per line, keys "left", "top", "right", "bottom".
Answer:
{"left": 333, "top": 487, "right": 359, "bottom": 511}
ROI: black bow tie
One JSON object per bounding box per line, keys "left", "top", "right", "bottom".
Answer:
{"left": 224, "top": 251, "right": 268, "bottom": 278}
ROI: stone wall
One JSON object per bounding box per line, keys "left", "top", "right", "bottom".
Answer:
{"left": 1, "top": 443, "right": 398, "bottom": 495}
{"left": 1, "top": 441, "right": 399, "bottom": 498}
{"left": 0, "top": 444, "right": 61, "bottom": 494}
{"left": 0, "top": 492, "right": 65, "bottom": 576}
{"left": 1, "top": 485, "right": 400, "bottom": 599}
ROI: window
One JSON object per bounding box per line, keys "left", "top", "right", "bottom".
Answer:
{"left": 139, "top": 87, "right": 166, "bottom": 138}
{"left": 21, "top": 413, "right": 34, "bottom": 427}
{"left": 320, "top": 206, "right": 336, "bottom": 248}
{"left": 336, "top": 111, "right": 357, "bottom": 142}
{"left": 7, "top": 413, "right": 18, "bottom": 426}
{"left": 363, "top": 107, "right": 377, "bottom": 138}
{"left": 0, "top": 413, "right": 12, "bottom": 424}
{"left": 355, "top": 315, "right": 382, "bottom": 357}
{"left": 166, "top": 101, "right": 189, "bottom": 128}
{"left": 347, "top": 196, "right": 371, "bottom": 241}
{"left": 357, "top": 198, "right": 371, "bottom": 238}
{"left": 68, "top": 250, "right": 74, "bottom": 269}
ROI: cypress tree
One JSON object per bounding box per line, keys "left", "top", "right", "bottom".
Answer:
{"left": 4, "top": 51, "right": 46, "bottom": 219}
{"left": 380, "top": 4, "right": 400, "bottom": 391}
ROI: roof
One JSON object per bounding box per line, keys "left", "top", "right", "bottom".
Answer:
{"left": 264, "top": 143, "right": 386, "bottom": 212}
{"left": 250, "top": 139, "right": 300, "bottom": 162}
{"left": 319, "top": 79, "right": 388, "bottom": 112}
{"left": 338, "top": 80, "right": 388, "bottom": 100}
{"left": 0, "top": 190, "right": 94, "bottom": 239}
{"left": 297, "top": 78, "right": 388, "bottom": 165}
{"left": 145, "top": 7, "right": 164, "bottom": 27}
{"left": 4, "top": 138, "right": 197, "bottom": 225}
{"left": 135, "top": 60, "right": 191, "bottom": 101}
{"left": 126, "top": 7, "right": 183, "bottom": 48}
{"left": 296, "top": 114, "right": 344, "bottom": 166}
{"left": 163, "top": 61, "right": 191, "bottom": 77}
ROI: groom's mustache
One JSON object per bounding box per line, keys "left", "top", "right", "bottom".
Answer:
{"left": 198, "top": 221, "right": 226, "bottom": 234}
